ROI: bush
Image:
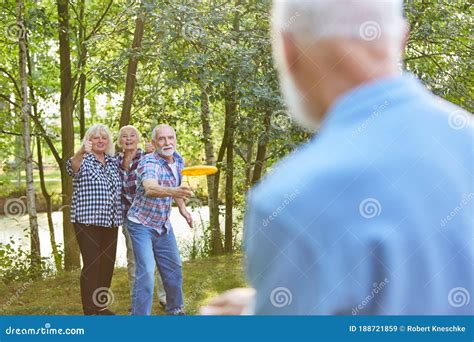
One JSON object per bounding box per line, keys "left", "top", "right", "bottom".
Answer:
{"left": 0, "top": 238, "right": 55, "bottom": 284}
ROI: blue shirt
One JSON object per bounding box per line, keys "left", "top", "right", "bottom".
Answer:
{"left": 245, "top": 74, "right": 473, "bottom": 315}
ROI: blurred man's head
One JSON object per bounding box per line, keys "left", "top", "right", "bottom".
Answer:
{"left": 271, "top": 0, "right": 408, "bottom": 131}
{"left": 152, "top": 124, "right": 177, "bottom": 157}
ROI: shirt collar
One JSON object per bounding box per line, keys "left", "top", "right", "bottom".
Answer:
{"left": 118, "top": 148, "right": 143, "bottom": 162}
{"left": 153, "top": 151, "right": 183, "bottom": 166}
{"left": 318, "top": 73, "right": 427, "bottom": 134}
{"left": 86, "top": 152, "right": 114, "bottom": 164}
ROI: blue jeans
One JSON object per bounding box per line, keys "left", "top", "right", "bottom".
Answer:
{"left": 126, "top": 218, "right": 184, "bottom": 315}
{"left": 122, "top": 221, "right": 166, "bottom": 302}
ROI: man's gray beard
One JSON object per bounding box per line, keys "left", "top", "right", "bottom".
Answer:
{"left": 158, "top": 147, "right": 175, "bottom": 157}
{"left": 279, "top": 73, "right": 321, "bottom": 133}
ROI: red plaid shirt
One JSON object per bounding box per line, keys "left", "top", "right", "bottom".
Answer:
{"left": 127, "top": 151, "right": 184, "bottom": 231}
{"left": 117, "top": 148, "right": 145, "bottom": 217}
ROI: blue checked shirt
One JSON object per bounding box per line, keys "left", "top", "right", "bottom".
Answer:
{"left": 128, "top": 151, "right": 184, "bottom": 233}
{"left": 66, "top": 153, "right": 123, "bottom": 227}
{"left": 245, "top": 74, "right": 473, "bottom": 315}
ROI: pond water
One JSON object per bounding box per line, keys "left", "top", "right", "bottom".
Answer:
{"left": 0, "top": 206, "right": 213, "bottom": 267}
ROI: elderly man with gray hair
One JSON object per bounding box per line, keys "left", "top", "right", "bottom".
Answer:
{"left": 201, "top": 0, "right": 473, "bottom": 315}
{"left": 127, "top": 124, "right": 193, "bottom": 315}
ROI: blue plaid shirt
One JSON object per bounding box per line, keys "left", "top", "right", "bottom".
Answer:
{"left": 66, "top": 153, "right": 122, "bottom": 228}
{"left": 128, "top": 151, "right": 184, "bottom": 232}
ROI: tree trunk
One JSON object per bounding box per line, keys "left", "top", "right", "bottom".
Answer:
{"left": 16, "top": 0, "right": 41, "bottom": 268}
{"left": 244, "top": 141, "right": 254, "bottom": 188}
{"left": 14, "top": 136, "right": 22, "bottom": 186}
{"left": 57, "top": 0, "right": 80, "bottom": 270}
{"left": 223, "top": 0, "right": 241, "bottom": 253}
{"left": 77, "top": 0, "right": 86, "bottom": 139}
{"left": 37, "top": 136, "right": 62, "bottom": 271}
{"left": 119, "top": 11, "right": 144, "bottom": 128}
{"left": 251, "top": 110, "right": 271, "bottom": 185}
{"left": 200, "top": 87, "right": 223, "bottom": 254}
{"left": 207, "top": 106, "right": 231, "bottom": 255}
{"left": 78, "top": 71, "right": 86, "bottom": 139}
{"left": 25, "top": 38, "right": 62, "bottom": 271}
{"left": 224, "top": 89, "right": 236, "bottom": 253}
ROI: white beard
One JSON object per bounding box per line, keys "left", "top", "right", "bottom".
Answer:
{"left": 158, "top": 146, "right": 175, "bottom": 157}
{"left": 278, "top": 72, "right": 321, "bottom": 132}
{"left": 273, "top": 35, "right": 321, "bottom": 132}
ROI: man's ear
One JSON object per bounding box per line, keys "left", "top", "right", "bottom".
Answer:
{"left": 282, "top": 32, "right": 299, "bottom": 74}
{"left": 151, "top": 139, "right": 158, "bottom": 149}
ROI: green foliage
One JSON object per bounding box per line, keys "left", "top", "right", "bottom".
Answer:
{"left": 404, "top": 0, "right": 473, "bottom": 111}
{"left": 0, "top": 0, "right": 472, "bottom": 263}
{"left": 0, "top": 238, "right": 56, "bottom": 284}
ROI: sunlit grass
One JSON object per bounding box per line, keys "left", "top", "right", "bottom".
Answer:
{"left": 0, "top": 254, "right": 245, "bottom": 315}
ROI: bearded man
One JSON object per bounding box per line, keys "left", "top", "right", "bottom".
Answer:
{"left": 127, "top": 124, "right": 193, "bottom": 315}
{"left": 201, "top": 0, "right": 473, "bottom": 315}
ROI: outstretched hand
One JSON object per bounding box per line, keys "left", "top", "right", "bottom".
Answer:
{"left": 171, "top": 186, "right": 193, "bottom": 200}
{"left": 199, "top": 288, "right": 256, "bottom": 315}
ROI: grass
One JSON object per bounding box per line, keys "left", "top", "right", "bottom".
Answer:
{"left": 0, "top": 254, "right": 246, "bottom": 315}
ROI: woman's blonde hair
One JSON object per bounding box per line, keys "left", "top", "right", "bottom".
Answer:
{"left": 117, "top": 125, "right": 141, "bottom": 148}
{"left": 83, "top": 124, "right": 115, "bottom": 156}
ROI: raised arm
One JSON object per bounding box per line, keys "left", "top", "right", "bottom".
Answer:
{"left": 70, "top": 141, "right": 92, "bottom": 174}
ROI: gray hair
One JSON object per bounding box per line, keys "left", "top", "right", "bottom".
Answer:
{"left": 151, "top": 124, "right": 176, "bottom": 142}
{"left": 272, "top": 0, "right": 407, "bottom": 58}
{"left": 82, "top": 124, "right": 115, "bottom": 156}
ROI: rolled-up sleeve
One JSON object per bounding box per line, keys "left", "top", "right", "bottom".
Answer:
{"left": 139, "top": 158, "right": 159, "bottom": 182}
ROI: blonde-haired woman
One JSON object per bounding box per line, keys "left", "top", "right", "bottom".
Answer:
{"left": 116, "top": 125, "right": 167, "bottom": 310}
{"left": 66, "top": 124, "right": 122, "bottom": 315}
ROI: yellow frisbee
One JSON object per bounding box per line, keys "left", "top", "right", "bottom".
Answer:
{"left": 182, "top": 165, "right": 218, "bottom": 176}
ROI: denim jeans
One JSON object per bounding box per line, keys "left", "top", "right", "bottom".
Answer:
{"left": 122, "top": 221, "right": 166, "bottom": 303}
{"left": 126, "top": 218, "right": 184, "bottom": 315}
